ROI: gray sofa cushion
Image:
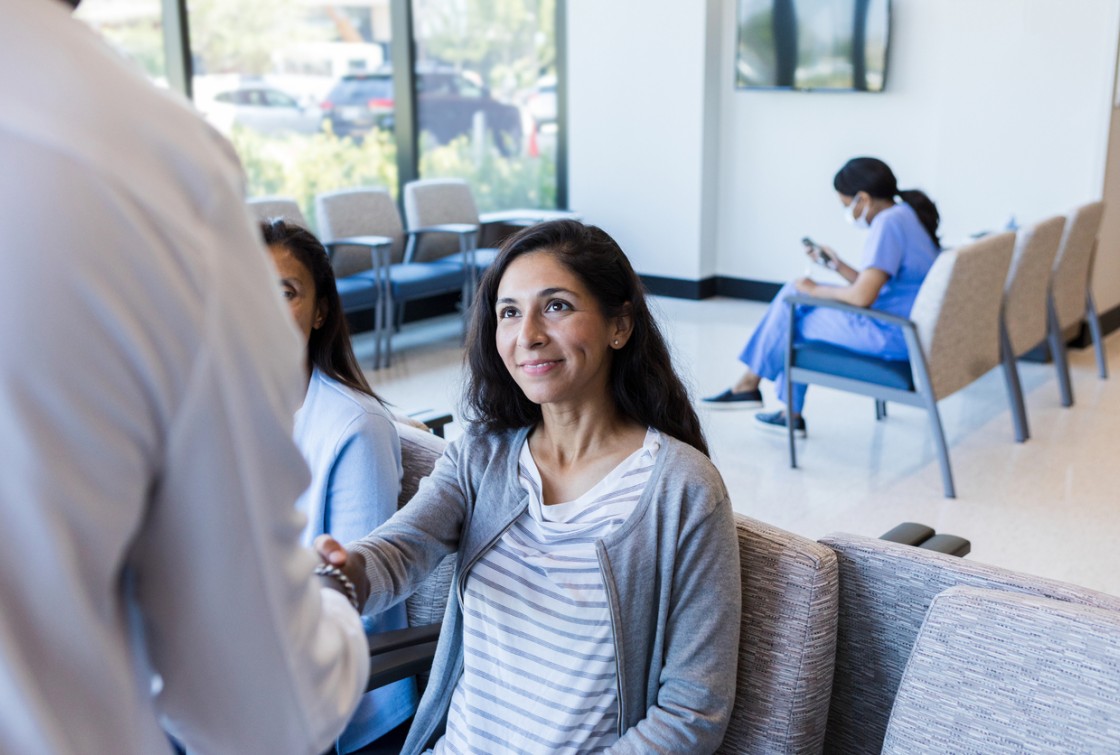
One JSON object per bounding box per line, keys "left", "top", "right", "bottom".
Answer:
{"left": 882, "top": 586, "right": 1120, "bottom": 754}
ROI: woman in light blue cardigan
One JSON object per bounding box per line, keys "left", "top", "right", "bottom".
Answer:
{"left": 261, "top": 219, "right": 416, "bottom": 753}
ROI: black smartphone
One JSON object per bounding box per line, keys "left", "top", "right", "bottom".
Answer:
{"left": 801, "top": 237, "right": 833, "bottom": 267}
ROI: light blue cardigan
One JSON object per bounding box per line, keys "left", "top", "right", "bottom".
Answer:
{"left": 294, "top": 369, "right": 416, "bottom": 752}
{"left": 352, "top": 427, "right": 742, "bottom": 754}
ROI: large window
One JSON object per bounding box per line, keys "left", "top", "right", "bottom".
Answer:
{"left": 412, "top": 0, "right": 558, "bottom": 210}
{"left": 77, "top": 0, "right": 562, "bottom": 225}
{"left": 76, "top": 0, "right": 168, "bottom": 85}
{"left": 186, "top": 0, "right": 399, "bottom": 231}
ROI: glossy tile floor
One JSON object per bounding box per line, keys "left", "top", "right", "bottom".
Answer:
{"left": 355, "top": 297, "right": 1120, "bottom": 597}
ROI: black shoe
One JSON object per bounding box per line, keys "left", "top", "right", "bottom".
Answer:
{"left": 755, "top": 410, "right": 807, "bottom": 438}
{"left": 701, "top": 388, "right": 763, "bottom": 410}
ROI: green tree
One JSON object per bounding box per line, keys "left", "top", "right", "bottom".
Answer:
{"left": 190, "top": 0, "right": 316, "bottom": 75}
{"left": 413, "top": 0, "right": 554, "bottom": 92}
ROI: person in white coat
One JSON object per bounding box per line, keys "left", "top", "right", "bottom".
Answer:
{"left": 0, "top": 1, "right": 369, "bottom": 752}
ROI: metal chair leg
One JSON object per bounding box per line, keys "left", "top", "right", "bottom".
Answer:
{"left": 874, "top": 399, "right": 887, "bottom": 421}
{"left": 1087, "top": 287, "right": 1109, "bottom": 379}
{"left": 1048, "top": 297, "right": 1074, "bottom": 407}
{"left": 1000, "top": 323, "right": 1029, "bottom": 442}
{"left": 923, "top": 391, "right": 955, "bottom": 499}
{"left": 785, "top": 303, "right": 798, "bottom": 469}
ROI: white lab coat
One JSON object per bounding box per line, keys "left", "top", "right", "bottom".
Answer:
{"left": 0, "top": 1, "right": 367, "bottom": 752}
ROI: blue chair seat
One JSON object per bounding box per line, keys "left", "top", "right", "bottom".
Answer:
{"left": 335, "top": 276, "right": 378, "bottom": 312}
{"left": 356, "top": 262, "right": 465, "bottom": 300}
{"left": 794, "top": 341, "right": 915, "bottom": 391}
{"left": 433, "top": 247, "right": 499, "bottom": 273}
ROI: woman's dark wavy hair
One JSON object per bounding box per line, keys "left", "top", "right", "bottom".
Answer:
{"left": 833, "top": 156, "right": 941, "bottom": 248}
{"left": 462, "top": 219, "right": 709, "bottom": 457}
{"left": 260, "top": 218, "right": 379, "bottom": 401}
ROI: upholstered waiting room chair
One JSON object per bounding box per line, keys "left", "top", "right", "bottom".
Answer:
{"left": 315, "top": 187, "right": 469, "bottom": 368}
{"left": 246, "top": 195, "right": 380, "bottom": 332}
{"left": 880, "top": 586, "right": 1120, "bottom": 753}
{"left": 402, "top": 178, "right": 492, "bottom": 274}
{"left": 785, "top": 232, "right": 1017, "bottom": 498}
{"left": 1000, "top": 215, "right": 1066, "bottom": 438}
{"left": 1049, "top": 200, "right": 1108, "bottom": 405}
{"left": 363, "top": 421, "right": 452, "bottom": 699}
{"left": 716, "top": 515, "right": 838, "bottom": 755}
{"left": 819, "top": 533, "right": 1120, "bottom": 754}
{"left": 402, "top": 178, "right": 582, "bottom": 307}
{"left": 246, "top": 195, "right": 308, "bottom": 227}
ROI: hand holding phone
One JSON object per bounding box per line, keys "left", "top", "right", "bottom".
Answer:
{"left": 802, "top": 237, "right": 835, "bottom": 269}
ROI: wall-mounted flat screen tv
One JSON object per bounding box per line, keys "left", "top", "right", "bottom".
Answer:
{"left": 736, "top": 0, "right": 891, "bottom": 92}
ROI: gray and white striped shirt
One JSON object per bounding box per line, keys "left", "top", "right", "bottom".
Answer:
{"left": 433, "top": 429, "right": 661, "bottom": 754}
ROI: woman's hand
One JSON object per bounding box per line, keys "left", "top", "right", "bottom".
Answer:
{"left": 314, "top": 534, "right": 371, "bottom": 611}
{"left": 793, "top": 276, "right": 819, "bottom": 295}
{"left": 806, "top": 243, "right": 841, "bottom": 270}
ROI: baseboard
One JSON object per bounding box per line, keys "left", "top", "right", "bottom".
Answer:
{"left": 639, "top": 275, "right": 717, "bottom": 300}
{"left": 1019, "top": 302, "right": 1119, "bottom": 363}
{"left": 714, "top": 277, "right": 782, "bottom": 301}
{"left": 1069, "top": 301, "right": 1120, "bottom": 347}
{"left": 639, "top": 275, "right": 780, "bottom": 302}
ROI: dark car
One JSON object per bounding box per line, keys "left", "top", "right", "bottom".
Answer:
{"left": 322, "top": 70, "right": 522, "bottom": 155}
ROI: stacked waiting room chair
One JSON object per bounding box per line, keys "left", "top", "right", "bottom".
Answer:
{"left": 784, "top": 200, "right": 1109, "bottom": 498}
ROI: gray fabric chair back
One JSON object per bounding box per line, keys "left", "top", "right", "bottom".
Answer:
{"left": 1004, "top": 215, "right": 1066, "bottom": 356}
{"left": 881, "top": 586, "right": 1120, "bottom": 754}
{"left": 1052, "top": 200, "right": 1105, "bottom": 330}
{"left": 392, "top": 421, "right": 453, "bottom": 634}
{"left": 246, "top": 196, "right": 308, "bottom": 228}
{"left": 909, "top": 232, "right": 1015, "bottom": 399}
{"left": 820, "top": 533, "right": 1120, "bottom": 755}
{"left": 316, "top": 187, "right": 407, "bottom": 275}
{"left": 403, "top": 178, "right": 481, "bottom": 262}
{"left": 717, "top": 516, "right": 838, "bottom": 755}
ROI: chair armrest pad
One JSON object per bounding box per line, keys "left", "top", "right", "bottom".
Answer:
{"left": 407, "top": 223, "right": 479, "bottom": 237}
{"left": 367, "top": 640, "right": 439, "bottom": 691}
{"left": 368, "top": 622, "right": 442, "bottom": 656}
{"left": 407, "top": 409, "right": 454, "bottom": 438}
{"left": 919, "top": 534, "right": 972, "bottom": 557}
{"left": 366, "top": 623, "right": 442, "bottom": 690}
{"left": 785, "top": 294, "right": 914, "bottom": 329}
{"left": 880, "top": 522, "right": 936, "bottom": 547}
{"left": 324, "top": 235, "right": 394, "bottom": 249}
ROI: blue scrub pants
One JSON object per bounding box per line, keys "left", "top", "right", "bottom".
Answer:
{"left": 738, "top": 282, "right": 908, "bottom": 414}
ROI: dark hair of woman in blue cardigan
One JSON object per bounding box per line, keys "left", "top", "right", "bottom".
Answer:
{"left": 259, "top": 218, "right": 379, "bottom": 401}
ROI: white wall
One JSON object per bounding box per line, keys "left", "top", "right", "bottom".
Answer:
{"left": 716, "top": 0, "right": 1120, "bottom": 284}
{"left": 566, "top": 0, "right": 1120, "bottom": 305}
{"left": 567, "top": 1, "right": 722, "bottom": 280}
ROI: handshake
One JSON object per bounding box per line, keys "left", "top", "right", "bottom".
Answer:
{"left": 314, "top": 535, "right": 371, "bottom": 612}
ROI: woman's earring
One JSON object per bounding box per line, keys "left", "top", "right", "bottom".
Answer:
{"left": 613, "top": 340, "right": 620, "bottom": 346}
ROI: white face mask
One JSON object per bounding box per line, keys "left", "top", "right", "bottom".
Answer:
{"left": 844, "top": 195, "right": 871, "bottom": 230}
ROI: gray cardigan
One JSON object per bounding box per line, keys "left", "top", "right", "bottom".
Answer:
{"left": 352, "top": 427, "right": 742, "bottom": 754}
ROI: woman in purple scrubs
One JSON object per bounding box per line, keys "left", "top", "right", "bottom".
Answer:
{"left": 703, "top": 157, "right": 941, "bottom": 437}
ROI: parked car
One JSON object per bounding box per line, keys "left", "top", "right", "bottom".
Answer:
{"left": 199, "top": 85, "right": 324, "bottom": 135}
{"left": 527, "top": 74, "right": 557, "bottom": 127}
{"left": 321, "top": 69, "right": 522, "bottom": 155}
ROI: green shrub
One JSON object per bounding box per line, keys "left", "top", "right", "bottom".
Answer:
{"left": 233, "top": 126, "right": 398, "bottom": 233}
{"left": 235, "top": 126, "right": 557, "bottom": 231}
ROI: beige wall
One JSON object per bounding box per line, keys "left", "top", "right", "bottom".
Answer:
{"left": 1096, "top": 98, "right": 1120, "bottom": 313}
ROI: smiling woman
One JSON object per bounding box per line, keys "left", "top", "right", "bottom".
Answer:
{"left": 319, "top": 219, "right": 742, "bottom": 755}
